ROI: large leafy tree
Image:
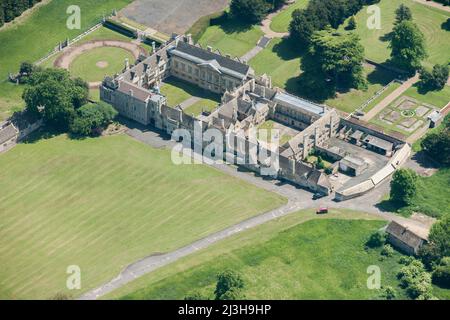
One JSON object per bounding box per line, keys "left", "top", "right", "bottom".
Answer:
{"left": 421, "top": 114, "right": 450, "bottom": 166}
{"left": 69, "top": 102, "right": 118, "bottom": 136}
{"left": 230, "top": 0, "right": 270, "bottom": 23}
{"left": 389, "top": 21, "right": 427, "bottom": 73}
{"left": 305, "top": 29, "right": 367, "bottom": 92}
{"left": 419, "top": 64, "right": 449, "bottom": 92}
{"left": 23, "top": 68, "right": 88, "bottom": 130}
{"left": 390, "top": 168, "right": 418, "bottom": 206}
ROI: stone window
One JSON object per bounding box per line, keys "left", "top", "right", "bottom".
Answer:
{"left": 188, "top": 66, "right": 192, "bottom": 74}
{"left": 174, "top": 61, "right": 179, "bottom": 69}
{"left": 181, "top": 63, "right": 185, "bottom": 71}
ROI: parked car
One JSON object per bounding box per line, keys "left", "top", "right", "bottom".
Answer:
{"left": 316, "top": 207, "right": 329, "bottom": 214}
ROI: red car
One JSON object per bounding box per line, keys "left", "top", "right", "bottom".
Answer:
{"left": 316, "top": 207, "right": 329, "bottom": 214}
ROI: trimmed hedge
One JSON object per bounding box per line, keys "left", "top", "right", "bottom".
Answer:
{"left": 187, "top": 10, "right": 228, "bottom": 43}
{"left": 103, "top": 18, "right": 138, "bottom": 39}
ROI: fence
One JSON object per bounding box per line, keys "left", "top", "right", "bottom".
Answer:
{"left": 35, "top": 17, "right": 108, "bottom": 66}
{"left": 355, "top": 79, "right": 403, "bottom": 114}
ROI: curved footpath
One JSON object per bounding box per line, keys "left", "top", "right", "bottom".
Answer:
{"left": 78, "top": 126, "right": 429, "bottom": 300}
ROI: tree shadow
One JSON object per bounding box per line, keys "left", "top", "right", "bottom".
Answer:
{"left": 366, "top": 65, "right": 399, "bottom": 86}
{"left": 441, "top": 18, "right": 450, "bottom": 31}
{"left": 375, "top": 198, "right": 405, "bottom": 214}
{"left": 271, "top": 37, "right": 307, "bottom": 61}
{"left": 379, "top": 31, "right": 393, "bottom": 43}
{"left": 20, "top": 126, "right": 63, "bottom": 144}
{"left": 217, "top": 17, "right": 254, "bottom": 35}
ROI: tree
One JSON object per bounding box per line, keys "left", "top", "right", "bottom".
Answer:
{"left": 432, "top": 264, "right": 450, "bottom": 288}
{"left": 366, "top": 231, "right": 386, "bottom": 248}
{"left": 389, "top": 21, "right": 427, "bottom": 73}
{"left": 230, "top": 0, "right": 270, "bottom": 23}
{"left": 390, "top": 168, "right": 418, "bottom": 206}
{"left": 219, "top": 287, "right": 246, "bottom": 300}
{"left": 421, "top": 114, "right": 450, "bottom": 166}
{"left": 22, "top": 68, "right": 88, "bottom": 130}
{"left": 69, "top": 102, "right": 118, "bottom": 137}
{"left": 381, "top": 286, "right": 397, "bottom": 300}
{"left": 419, "top": 64, "right": 449, "bottom": 91}
{"left": 214, "top": 270, "right": 245, "bottom": 300}
{"left": 428, "top": 216, "right": 450, "bottom": 259}
{"left": 397, "top": 259, "right": 434, "bottom": 299}
{"left": 346, "top": 16, "right": 357, "bottom": 30}
{"left": 395, "top": 4, "right": 412, "bottom": 24}
{"left": 303, "top": 29, "right": 366, "bottom": 93}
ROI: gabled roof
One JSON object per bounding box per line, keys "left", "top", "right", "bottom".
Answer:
{"left": 0, "top": 124, "right": 18, "bottom": 144}
{"left": 386, "top": 221, "right": 428, "bottom": 249}
{"left": 170, "top": 41, "right": 250, "bottom": 79}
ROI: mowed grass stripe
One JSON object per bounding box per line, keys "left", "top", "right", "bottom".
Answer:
{"left": 0, "top": 134, "right": 286, "bottom": 298}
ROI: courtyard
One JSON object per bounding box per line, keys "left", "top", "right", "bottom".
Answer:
{"left": 160, "top": 77, "right": 222, "bottom": 116}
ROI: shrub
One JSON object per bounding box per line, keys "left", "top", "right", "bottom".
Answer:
{"left": 184, "top": 291, "right": 209, "bottom": 300}
{"left": 397, "top": 259, "right": 435, "bottom": 299}
{"left": 214, "top": 270, "right": 245, "bottom": 300}
{"left": 104, "top": 18, "right": 138, "bottom": 38}
{"left": 381, "top": 286, "right": 397, "bottom": 300}
{"left": 432, "top": 262, "right": 450, "bottom": 288}
{"left": 366, "top": 231, "right": 387, "bottom": 248}
{"left": 381, "top": 244, "right": 394, "bottom": 257}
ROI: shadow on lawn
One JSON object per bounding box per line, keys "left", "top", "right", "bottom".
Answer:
{"left": 216, "top": 17, "right": 254, "bottom": 35}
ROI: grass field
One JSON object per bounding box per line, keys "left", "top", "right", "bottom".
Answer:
{"left": 106, "top": 211, "right": 414, "bottom": 300}
{"left": 197, "top": 18, "right": 263, "bottom": 58}
{"left": 249, "top": 38, "right": 303, "bottom": 90}
{"left": 403, "top": 85, "right": 450, "bottom": 109}
{"left": 269, "top": 0, "right": 309, "bottom": 33}
{"left": 0, "top": 0, "right": 133, "bottom": 120}
{"left": 340, "top": 0, "right": 450, "bottom": 68}
{"left": 161, "top": 77, "right": 221, "bottom": 108}
{"left": 412, "top": 168, "right": 450, "bottom": 218}
{"left": 325, "top": 65, "right": 400, "bottom": 113}
{"left": 0, "top": 134, "right": 285, "bottom": 299}
{"left": 69, "top": 47, "right": 134, "bottom": 83}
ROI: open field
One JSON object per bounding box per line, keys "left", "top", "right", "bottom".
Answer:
{"left": 0, "top": 0, "right": 133, "bottom": 120}
{"left": 161, "top": 77, "right": 221, "bottom": 108}
{"left": 70, "top": 47, "right": 134, "bottom": 83}
{"left": 197, "top": 19, "right": 264, "bottom": 58}
{"left": 0, "top": 134, "right": 285, "bottom": 299}
{"left": 269, "top": 0, "right": 309, "bottom": 33}
{"left": 340, "top": 0, "right": 450, "bottom": 68}
{"left": 106, "top": 211, "right": 416, "bottom": 300}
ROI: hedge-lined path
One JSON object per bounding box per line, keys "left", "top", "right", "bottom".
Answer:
{"left": 54, "top": 40, "right": 146, "bottom": 88}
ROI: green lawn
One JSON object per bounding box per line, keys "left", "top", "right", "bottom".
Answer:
{"left": 340, "top": 0, "right": 450, "bottom": 68}
{"left": 412, "top": 168, "right": 450, "bottom": 218}
{"left": 184, "top": 98, "right": 220, "bottom": 117}
{"left": 249, "top": 38, "right": 303, "bottom": 90}
{"left": 269, "top": 0, "right": 309, "bottom": 33}
{"left": 325, "top": 65, "right": 399, "bottom": 113}
{"left": 0, "top": 134, "right": 286, "bottom": 299}
{"left": 161, "top": 77, "right": 221, "bottom": 107}
{"left": 0, "top": 0, "right": 133, "bottom": 119}
{"left": 107, "top": 211, "right": 414, "bottom": 300}
{"left": 403, "top": 85, "right": 450, "bottom": 109}
{"left": 70, "top": 47, "right": 134, "bottom": 83}
{"left": 197, "top": 18, "right": 263, "bottom": 58}
{"left": 363, "top": 81, "right": 402, "bottom": 113}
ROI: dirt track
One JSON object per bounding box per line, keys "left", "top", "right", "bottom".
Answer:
{"left": 54, "top": 40, "right": 145, "bottom": 70}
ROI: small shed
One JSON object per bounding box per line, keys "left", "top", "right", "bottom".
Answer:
{"left": 364, "top": 135, "right": 393, "bottom": 156}
{"left": 427, "top": 110, "right": 442, "bottom": 128}
{"left": 385, "top": 221, "right": 428, "bottom": 255}
{"left": 339, "top": 155, "right": 368, "bottom": 176}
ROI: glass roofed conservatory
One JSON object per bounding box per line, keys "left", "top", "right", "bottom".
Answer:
{"left": 274, "top": 92, "right": 326, "bottom": 117}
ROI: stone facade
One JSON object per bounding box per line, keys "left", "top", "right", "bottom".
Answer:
{"left": 100, "top": 34, "right": 408, "bottom": 199}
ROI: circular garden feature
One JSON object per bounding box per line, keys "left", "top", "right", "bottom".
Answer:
{"left": 69, "top": 46, "right": 135, "bottom": 83}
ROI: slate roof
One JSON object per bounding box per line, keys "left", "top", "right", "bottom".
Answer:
{"left": 274, "top": 92, "right": 326, "bottom": 116}
{"left": 386, "top": 221, "right": 427, "bottom": 250}
{"left": 118, "top": 81, "right": 151, "bottom": 102}
{"left": 170, "top": 41, "right": 250, "bottom": 79}
{"left": 365, "top": 135, "right": 393, "bottom": 152}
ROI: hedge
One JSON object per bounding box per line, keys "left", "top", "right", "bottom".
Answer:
{"left": 103, "top": 18, "right": 138, "bottom": 39}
